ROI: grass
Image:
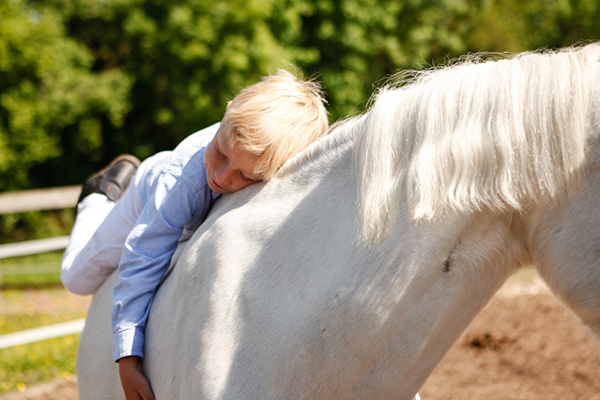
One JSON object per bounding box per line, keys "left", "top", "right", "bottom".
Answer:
{"left": 0, "top": 251, "right": 92, "bottom": 394}
{"left": 0, "top": 251, "right": 64, "bottom": 289}
{"left": 0, "top": 335, "right": 80, "bottom": 393}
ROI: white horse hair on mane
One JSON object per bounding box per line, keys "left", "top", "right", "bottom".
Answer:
{"left": 355, "top": 43, "right": 600, "bottom": 242}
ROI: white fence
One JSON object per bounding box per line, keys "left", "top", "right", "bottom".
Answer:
{"left": 0, "top": 185, "right": 79, "bottom": 259}
{"left": 0, "top": 185, "right": 84, "bottom": 349}
{"left": 0, "top": 185, "right": 80, "bottom": 214}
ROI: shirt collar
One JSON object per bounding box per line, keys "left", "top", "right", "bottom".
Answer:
{"left": 211, "top": 190, "right": 223, "bottom": 200}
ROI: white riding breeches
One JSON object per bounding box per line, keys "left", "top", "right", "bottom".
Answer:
{"left": 61, "top": 152, "right": 170, "bottom": 295}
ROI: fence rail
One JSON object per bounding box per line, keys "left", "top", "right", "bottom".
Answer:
{"left": 0, "top": 319, "right": 86, "bottom": 350}
{"left": 0, "top": 185, "right": 84, "bottom": 349}
{"left": 0, "top": 236, "right": 71, "bottom": 260}
{"left": 0, "top": 185, "right": 78, "bottom": 260}
{"left": 0, "top": 185, "right": 80, "bottom": 214}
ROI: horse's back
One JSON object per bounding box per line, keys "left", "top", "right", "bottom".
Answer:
{"left": 141, "top": 147, "right": 362, "bottom": 398}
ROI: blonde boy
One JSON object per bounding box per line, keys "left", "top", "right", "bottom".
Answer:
{"left": 61, "top": 70, "right": 328, "bottom": 400}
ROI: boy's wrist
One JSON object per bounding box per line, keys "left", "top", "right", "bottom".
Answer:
{"left": 118, "top": 355, "right": 140, "bottom": 365}
{"left": 113, "top": 326, "right": 145, "bottom": 361}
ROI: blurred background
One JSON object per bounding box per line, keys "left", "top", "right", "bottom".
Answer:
{"left": 0, "top": 0, "right": 599, "bottom": 395}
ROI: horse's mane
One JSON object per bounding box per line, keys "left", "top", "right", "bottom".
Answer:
{"left": 355, "top": 43, "right": 600, "bottom": 242}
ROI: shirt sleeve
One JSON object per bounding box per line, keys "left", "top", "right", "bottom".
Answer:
{"left": 111, "top": 169, "right": 200, "bottom": 362}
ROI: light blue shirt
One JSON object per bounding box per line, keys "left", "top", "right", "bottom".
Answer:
{"left": 111, "top": 123, "right": 221, "bottom": 361}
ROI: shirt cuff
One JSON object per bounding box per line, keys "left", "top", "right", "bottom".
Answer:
{"left": 113, "top": 326, "right": 145, "bottom": 362}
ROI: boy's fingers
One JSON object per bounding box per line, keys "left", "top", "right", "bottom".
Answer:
{"left": 140, "top": 386, "right": 156, "bottom": 400}
{"left": 139, "top": 377, "right": 156, "bottom": 400}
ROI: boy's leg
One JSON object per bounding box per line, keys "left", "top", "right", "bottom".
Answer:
{"left": 61, "top": 194, "right": 119, "bottom": 295}
{"left": 61, "top": 155, "right": 140, "bottom": 295}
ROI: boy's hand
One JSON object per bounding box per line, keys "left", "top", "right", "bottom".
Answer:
{"left": 118, "top": 356, "right": 156, "bottom": 400}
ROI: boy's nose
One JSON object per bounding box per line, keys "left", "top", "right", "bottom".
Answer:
{"left": 214, "top": 166, "right": 233, "bottom": 186}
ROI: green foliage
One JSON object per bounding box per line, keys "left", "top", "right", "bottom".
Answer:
{"left": 43, "top": 0, "right": 325, "bottom": 160}
{"left": 465, "top": 0, "right": 600, "bottom": 52}
{"left": 0, "top": 0, "right": 132, "bottom": 190}
{"left": 296, "top": 0, "right": 476, "bottom": 117}
{"left": 0, "top": 209, "right": 74, "bottom": 246}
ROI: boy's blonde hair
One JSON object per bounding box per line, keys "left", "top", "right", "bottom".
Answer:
{"left": 221, "top": 69, "right": 329, "bottom": 180}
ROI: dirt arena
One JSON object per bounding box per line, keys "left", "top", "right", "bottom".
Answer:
{"left": 2, "top": 269, "right": 599, "bottom": 400}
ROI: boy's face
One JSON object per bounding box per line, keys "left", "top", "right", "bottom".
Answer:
{"left": 204, "top": 125, "right": 262, "bottom": 194}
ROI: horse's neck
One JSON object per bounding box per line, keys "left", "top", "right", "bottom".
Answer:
{"left": 272, "top": 125, "right": 527, "bottom": 393}
{"left": 358, "top": 209, "right": 524, "bottom": 388}
{"left": 273, "top": 116, "right": 527, "bottom": 387}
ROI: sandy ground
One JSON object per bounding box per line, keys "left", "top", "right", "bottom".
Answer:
{"left": 420, "top": 276, "right": 600, "bottom": 399}
{"left": 2, "top": 269, "right": 599, "bottom": 400}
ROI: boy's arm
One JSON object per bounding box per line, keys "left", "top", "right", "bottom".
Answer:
{"left": 111, "top": 150, "right": 217, "bottom": 361}
{"left": 111, "top": 170, "right": 201, "bottom": 360}
{"left": 111, "top": 128, "right": 219, "bottom": 399}
{"left": 119, "top": 356, "right": 155, "bottom": 400}
{"left": 111, "top": 175, "right": 203, "bottom": 398}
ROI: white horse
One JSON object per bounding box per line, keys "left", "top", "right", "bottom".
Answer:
{"left": 77, "top": 43, "right": 600, "bottom": 399}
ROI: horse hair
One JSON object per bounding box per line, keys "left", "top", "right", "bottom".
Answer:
{"left": 354, "top": 43, "right": 600, "bottom": 242}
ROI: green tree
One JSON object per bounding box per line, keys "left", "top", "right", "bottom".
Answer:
{"left": 0, "top": 0, "right": 131, "bottom": 190}
{"left": 465, "top": 0, "right": 600, "bottom": 52}
{"left": 295, "top": 0, "right": 474, "bottom": 118}
{"left": 42, "top": 0, "right": 318, "bottom": 164}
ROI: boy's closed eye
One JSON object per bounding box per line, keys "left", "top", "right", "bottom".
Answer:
{"left": 216, "top": 144, "right": 227, "bottom": 160}
{"left": 241, "top": 173, "right": 261, "bottom": 183}
{"left": 216, "top": 141, "right": 259, "bottom": 182}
